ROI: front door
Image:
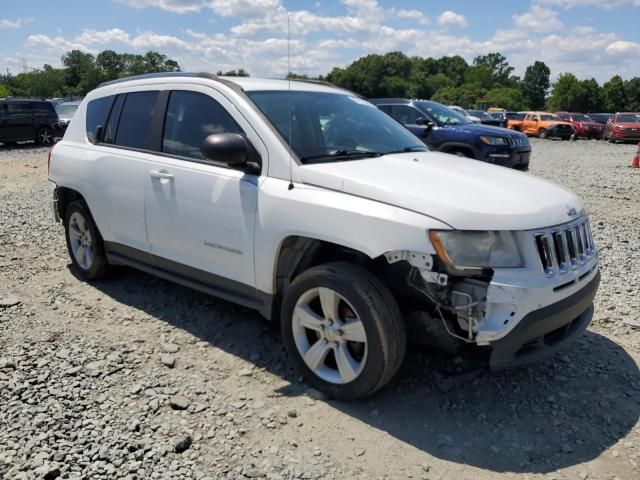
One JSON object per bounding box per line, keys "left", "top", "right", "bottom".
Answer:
{"left": 144, "top": 87, "right": 263, "bottom": 291}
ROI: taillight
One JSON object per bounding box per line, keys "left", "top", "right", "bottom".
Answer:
{"left": 48, "top": 144, "right": 55, "bottom": 174}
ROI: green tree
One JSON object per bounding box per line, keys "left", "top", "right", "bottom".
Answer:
{"left": 602, "top": 75, "right": 627, "bottom": 112}
{"left": 625, "top": 77, "right": 640, "bottom": 111}
{"left": 219, "top": 69, "right": 250, "bottom": 77}
{"left": 580, "top": 79, "right": 603, "bottom": 112}
{"left": 472, "top": 52, "right": 515, "bottom": 86}
{"left": 432, "top": 84, "right": 486, "bottom": 108}
{"left": 521, "top": 61, "right": 550, "bottom": 110}
{"left": 547, "top": 73, "right": 585, "bottom": 111}
{"left": 482, "top": 87, "right": 525, "bottom": 111}
{"left": 62, "top": 50, "right": 97, "bottom": 93}
{"left": 0, "top": 83, "right": 10, "bottom": 97}
{"left": 96, "top": 50, "right": 124, "bottom": 80}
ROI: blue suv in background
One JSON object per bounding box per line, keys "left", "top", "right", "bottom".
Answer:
{"left": 371, "top": 98, "right": 531, "bottom": 170}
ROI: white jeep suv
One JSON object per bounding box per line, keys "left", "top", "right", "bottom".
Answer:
{"left": 48, "top": 73, "right": 600, "bottom": 399}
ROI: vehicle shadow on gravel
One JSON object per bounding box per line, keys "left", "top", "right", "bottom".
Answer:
{"left": 90, "top": 267, "right": 640, "bottom": 475}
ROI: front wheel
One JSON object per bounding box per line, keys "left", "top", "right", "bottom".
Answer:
{"left": 281, "top": 262, "right": 406, "bottom": 400}
{"left": 64, "top": 200, "right": 109, "bottom": 280}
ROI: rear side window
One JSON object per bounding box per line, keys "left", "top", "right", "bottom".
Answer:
{"left": 33, "top": 102, "right": 55, "bottom": 116}
{"left": 162, "top": 90, "right": 243, "bottom": 160}
{"left": 86, "top": 96, "right": 113, "bottom": 143}
{"left": 6, "top": 103, "right": 32, "bottom": 115}
{"left": 115, "top": 91, "right": 160, "bottom": 150}
{"left": 102, "top": 94, "right": 125, "bottom": 145}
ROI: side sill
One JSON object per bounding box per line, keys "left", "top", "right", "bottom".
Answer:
{"left": 105, "top": 247, "right": 273, "bottom": 320}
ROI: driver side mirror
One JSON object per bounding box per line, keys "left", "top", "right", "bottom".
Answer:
{"left": 416, "top": 117, "right": 434, "bottom": 131}
{"left": 201, "top": 133, "right": 261, "bottom": 171}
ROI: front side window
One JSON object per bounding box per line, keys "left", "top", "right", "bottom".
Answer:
{"left": 115, "top": 91, "right": 160, "bottom": 149}
{"left": 390, "top": 105, "right": 422, "bottom": 124}
{"left": 162, "top": 91, "right": 244, "bottom": 160}
{"left": 247, "top": 91, "right": 427, "bottom": 163}
{"left": 86, "top": 96, "right": 113, "bottom": 143}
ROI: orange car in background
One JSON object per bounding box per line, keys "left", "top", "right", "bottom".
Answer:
{"left": 521, "top": 112, "right": 575, "bottom": 140}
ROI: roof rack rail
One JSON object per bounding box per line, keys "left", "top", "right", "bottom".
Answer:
{"left": 97, "top": 71, "right": 218, "bottom": 88}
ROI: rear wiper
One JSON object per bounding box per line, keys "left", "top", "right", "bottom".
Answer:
{"left": 301, "top": 150, "right": 383, "bottom": 162}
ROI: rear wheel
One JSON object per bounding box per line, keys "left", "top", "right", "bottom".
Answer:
{"left": 64, "top": 200, "right": 108, "bottom": 280}
{"left": 281, "top": 262, "right": 406, "bottom": 400}
{"left": 36, "top": 126, "right": 54, "bottom": 146}
{"left": 538, "top": 129, "right": 548, "bottom": 139}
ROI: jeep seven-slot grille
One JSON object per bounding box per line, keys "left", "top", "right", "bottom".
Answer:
{"left": 534, "top": 219, "right": 595, "bottom": 277}
{"left": 507, "top": 136, "right": 529, "bottom": 147}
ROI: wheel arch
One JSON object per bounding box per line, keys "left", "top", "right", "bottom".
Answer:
{"left": 55, "top": 186, "right": 87, "bottom": 223}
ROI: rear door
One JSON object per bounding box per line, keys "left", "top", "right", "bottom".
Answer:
{"left": 82, "top": 90, "right": 160, "bottom": 255}
{"left": 144, "top": 86, "right": 264, "bottom": 291}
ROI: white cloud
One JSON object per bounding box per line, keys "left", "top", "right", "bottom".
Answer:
{"left": 513, "top": 5, "right": 563, "bottom": 32}
{"left": 606, "top": 40, "right": 640, "bottom": 55}
{"left": 540, "top": 0, "right": 640, "bottom": 8}
{"left": 437, "top": 11, "right": 467, "bottom": 28}
{"left": 0, "top": 17, "right": 33, "bottom": 29}
{"left": 6, "top": 1, "right": 640, "bottom": 82}
{"left": 393, "top": 9, "right": 429, "bottom": 25}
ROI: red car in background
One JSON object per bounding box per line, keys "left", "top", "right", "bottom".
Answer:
{"left": 555, "top": 112, "right": 605, "bottom": 140}
{"left": 604, "top": 112, "right": 640, "bottom": 143}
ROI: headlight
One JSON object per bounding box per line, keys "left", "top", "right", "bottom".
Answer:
{"left": 615, "top": 125, "right": 625, "bottom": 130}
{"left": 480, "top": 136, "right": 508, "bottom": 145}
{"left": 429, "top": 230, "right": 523, "bottom": 271}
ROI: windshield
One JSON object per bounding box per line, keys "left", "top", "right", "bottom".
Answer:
{"left": 55, "top": 103, "right": 78, "bottom": 117}
{"left": 507, "top": 113, "right": 524, "bottom": 120}
{"left": 469, "top": 110, "right": 493, "bottom": 120}
{"left": 247, "top": 91, "right": 427, "bottom": 163}
{"left": 414, "top": 101, "right": 470, "bottom": 126}
{"left": 572, "top": 114, "right": 591, "bottom": 122}
{"left": 617, "top": 114, "right": 640, "bottom": 123}
{"left": 541, "top": 114, "right": 562, "bottom": 121}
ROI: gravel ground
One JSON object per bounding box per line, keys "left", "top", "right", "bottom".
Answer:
{"left": 0, "top": 139, "right": 639, "bottom": 480}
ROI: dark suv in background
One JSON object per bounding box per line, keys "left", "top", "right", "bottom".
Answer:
{"left": 371, "top": 98, "right": 531, "bottom": 170}
{"left": 0, "top": 99, "right": 65, "bottom": 146}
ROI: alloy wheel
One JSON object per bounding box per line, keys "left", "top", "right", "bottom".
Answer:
{"left": 292, "top": 287, "right": 367, "bottom": 384}
{"left": 68, "top": 212, "right": 94, "bottom": 270}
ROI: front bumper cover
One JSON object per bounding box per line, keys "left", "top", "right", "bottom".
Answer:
{"left": 489, "top": 270, "right": 600, "bottom": 368}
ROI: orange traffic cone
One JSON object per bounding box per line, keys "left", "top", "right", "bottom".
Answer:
{"left": 631, "top": 143, "right": 640, "bottom": 168}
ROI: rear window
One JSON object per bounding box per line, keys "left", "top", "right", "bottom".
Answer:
{"left": 114, "top": 91, "right": 160, "bottom": 150}
{"left": 86, "top": 96, "right": 113, "bottom": 143}
{"left": 32, "top": 102, "right": 55, "bottom": 116}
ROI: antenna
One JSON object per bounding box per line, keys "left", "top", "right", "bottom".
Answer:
{"left": 287, "top": 12, "right": 294, "bottom": 191}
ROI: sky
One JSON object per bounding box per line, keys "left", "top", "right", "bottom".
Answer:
{"left": 1, "top": 0, "right": 640, "bottom": 82}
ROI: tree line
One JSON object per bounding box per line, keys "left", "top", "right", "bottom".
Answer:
{"left": 1, "top": 49, "right": 639, "bottom": 113}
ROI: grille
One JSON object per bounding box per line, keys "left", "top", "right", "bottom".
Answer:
{"left": 507, "top": 136, "right": 529, "bottom": 147}
{"left": 534, "top": 218, "right": 595, "bottom": 277}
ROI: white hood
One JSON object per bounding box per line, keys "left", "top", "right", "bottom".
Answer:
{"left": 299, "top": 152, "right": 584, "bottom": 231}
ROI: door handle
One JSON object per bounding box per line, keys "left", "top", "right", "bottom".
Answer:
{"left": 150, "top": 170, "right": 174, "bottom": 181}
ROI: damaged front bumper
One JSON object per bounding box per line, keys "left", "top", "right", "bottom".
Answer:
{"left": 488, "top": 270, "right": 599, "bottom": 368}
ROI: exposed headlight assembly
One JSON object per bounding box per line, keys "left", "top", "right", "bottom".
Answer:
{"left": 429, "top": 230, "right": 523, "bottom": 272}
{"left": 480, "top": 136, "right": 508, "bottom": 145}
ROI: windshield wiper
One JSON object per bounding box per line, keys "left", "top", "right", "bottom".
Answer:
{"left": 383, "top": 146, "right": 429, "bottom": 154}
{"left": 300, "top": 150, "right": 383, "bottom": 162}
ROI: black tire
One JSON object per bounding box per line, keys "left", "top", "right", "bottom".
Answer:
{"left": 538, "top": 129, "right": 548, "bottom": 139}
{"left": 64, "top": 200, "right": 108, "bottom": 280}
{"left": 36, "top": 126, "right": 54, "bottom": 146}
{"left": 451, "top": 149, "right": 472, "bottom": 158}
{"left": 281, "top": 262, "right": 406, "bottom": 400}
